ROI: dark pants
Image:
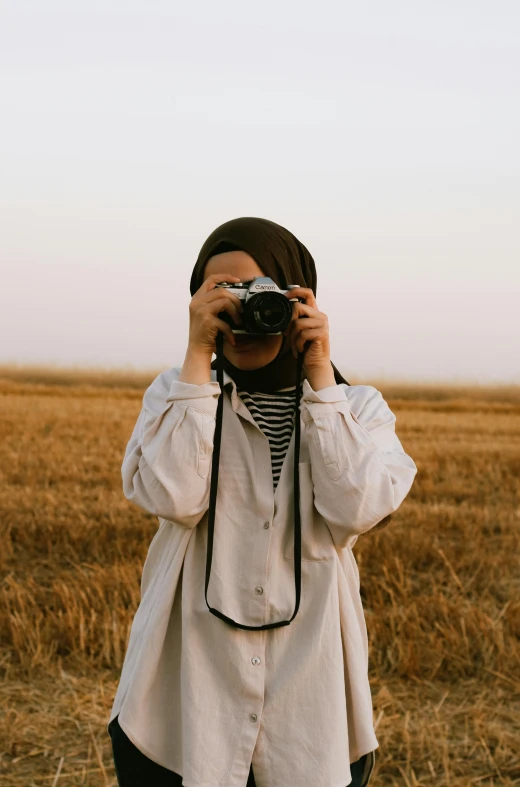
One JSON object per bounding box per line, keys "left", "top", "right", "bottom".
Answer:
{"left": 109, "top": 714, "right": 372, "bottom": 786}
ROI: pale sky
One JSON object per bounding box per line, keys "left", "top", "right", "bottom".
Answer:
{"left": 1, "top": 0, "right": 519, "bottom": 383}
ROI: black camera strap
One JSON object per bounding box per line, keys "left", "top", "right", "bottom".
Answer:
{"left": 204, "top": 331, "right": 303, "bottom": 630}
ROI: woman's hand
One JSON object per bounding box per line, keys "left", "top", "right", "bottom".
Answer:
{"left": 283, "top": 287, "right": 334, "bottom": 381}
{"left": 187, "top": 273, "right": 243, "bottom": 356}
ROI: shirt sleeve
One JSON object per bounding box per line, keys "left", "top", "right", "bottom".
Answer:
{"left": 300, "top": 379, "right": 417, "bottom": 546}
{"left": 121, "top": 370, "right": 221, "bottom": 528}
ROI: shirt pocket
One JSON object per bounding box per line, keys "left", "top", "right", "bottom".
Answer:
{"left": 313, "top": 414, "right": 345, "bottom": 481}
{"left": 197, "top": 409, "right": 215, "bottom": 479}
{"left": 283, "top": 462, "right": 336, "bottom": 562}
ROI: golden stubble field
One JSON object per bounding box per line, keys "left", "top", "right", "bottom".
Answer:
{"left": 0, "top": 365, "right": 519, "bottom": 786}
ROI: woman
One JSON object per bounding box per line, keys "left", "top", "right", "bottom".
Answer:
{"left": 107, "top": 217, "right": 417, "bottom": 787}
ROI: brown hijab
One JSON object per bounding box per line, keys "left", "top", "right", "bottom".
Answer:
{"left": 190, "top": 216, "right": 350, "bottom": 392}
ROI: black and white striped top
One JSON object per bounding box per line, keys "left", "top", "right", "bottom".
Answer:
{"left": 237, "top": 385, "right": 297, "bottom": 490}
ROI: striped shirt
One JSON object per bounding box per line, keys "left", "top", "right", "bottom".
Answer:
{"left": 236, "top": 385, "right": 297, "bottom": 490}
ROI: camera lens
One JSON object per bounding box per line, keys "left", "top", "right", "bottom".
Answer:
{"left": 243, "top": 292, "right": 292, "bottom": 333}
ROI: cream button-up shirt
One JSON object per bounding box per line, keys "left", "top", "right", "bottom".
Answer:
{"left": 108, "top": 366, "right": 417, "bottom": 787}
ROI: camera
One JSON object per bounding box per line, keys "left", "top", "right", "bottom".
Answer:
{"left": 215, "top": 277, "right": 302, "bottom": 335}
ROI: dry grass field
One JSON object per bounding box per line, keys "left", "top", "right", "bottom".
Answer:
{"left": 1, "top": 364, "right": 519, "bottom": 786}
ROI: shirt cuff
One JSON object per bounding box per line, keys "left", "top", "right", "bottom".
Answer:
{"left": 301, "top": 378, "right": 349, "bottom": 403}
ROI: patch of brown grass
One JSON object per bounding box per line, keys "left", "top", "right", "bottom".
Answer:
{"left": 0, "top": 367, "right": 519, "bottom": 785}
{"left": 0, "top": 364, "right": 157, "bottom": 391}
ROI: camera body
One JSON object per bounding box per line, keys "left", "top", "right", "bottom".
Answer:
{"left": 215, "top": 277, "right": 302, "bottom": 334}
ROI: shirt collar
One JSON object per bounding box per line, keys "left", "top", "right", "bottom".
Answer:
{"left": 215, "top": 368, "right": 305, "bottom": 424}
{"left": 216, "top": 368, "right": 254, "bottom": 422}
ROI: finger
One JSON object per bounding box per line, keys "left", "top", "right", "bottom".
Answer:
{"left": 214, "top": 318, "right": 237, "bottom": 346}
{"left": 200, "top": 287, "right": 244, "bottom": 315}
{"left": 287, "top": 317, "right": 325, "bottom": 350}
{"left": 285, "top": 287, "right": 317, "bottom": 308}
{"left": 288, "top": 301, "right": 320, "bottom": 319}
{"left": 296, "top": 327, "right": 327, "bottom": 352}
{"left": 201, "top": 296, "right": 242, "bottom": 325}
{"left": 292, "top": 316, "right": 324, "bottom": 331}
{"left": 200, "top": 273, "right": 241, "bottom": 293}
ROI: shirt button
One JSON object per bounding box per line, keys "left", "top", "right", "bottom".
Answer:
{"left": 254, "top": 586, "right": 264, "bottom": 595}
{"left": 263, "top": 521, "right": 270, "bottom": 529}
{"left": 251, "top": 656, "right": 261, "bottom": 666}
{"left": 249, "top": 713, "right": 258, "bottom": 723}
